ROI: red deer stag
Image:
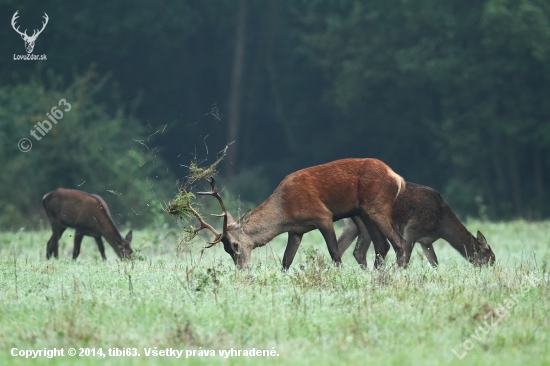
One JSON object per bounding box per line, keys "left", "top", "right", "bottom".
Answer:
{"left": 337, "top": 183, "right": 495, "bottom": 268}
{"left": 190, "top": 158, "right": 409, "bottom": 269}
{"left": 43, "top": 188, "right": 133, "bottom": 260}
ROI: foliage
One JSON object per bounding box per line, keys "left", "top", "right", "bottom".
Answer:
{"left": 186, "top": 143, "right": 231, "bottom": 184}
{"left": 1, "top": 0, "right": 550, "bottom": 219}
{"left": 293, "top": 0, "right": 550, "bottom": 218}
{"left": 0, "top": 71, "right": 174, "bottom": 229}
{"left": 166, "top": 191, "right": 196, "bottom": 220}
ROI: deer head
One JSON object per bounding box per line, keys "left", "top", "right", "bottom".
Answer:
{"left": 469, "top": 231, "right": 495, "bottom": 266}
{"left": 190, "top": 177, "right": 253, "bottom": 268}
{"left": 12, "top": 11, "right": 49, "bottom": 54}
{"left": 120, "top": 230, "right": 134, "bottom": 259}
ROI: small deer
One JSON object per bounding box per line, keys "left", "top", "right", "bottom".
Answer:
{"left": 190, "top": 158, "right": 410, "bottom": 269}
{"left": 43, "top": 188, "right": 133, "bottom": 260}
{"left": 337, "top": 183, "right": 495, "bottom": 268}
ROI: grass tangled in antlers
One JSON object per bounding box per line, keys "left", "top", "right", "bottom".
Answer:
{"left": 166, "top": 191, "right": 196, "bottom": 220}
{"left": 166, "top": 191, "right": 203, "bottom": 242}
{"left": 166, "top": 143, "right": 231, "bottom": 242}
{"left": 187, "top": 144, "right": 230, "bottom": 184}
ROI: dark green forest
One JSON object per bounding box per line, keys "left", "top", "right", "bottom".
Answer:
{"left": 1, "top": 0, "right": 549, "bottom": 229}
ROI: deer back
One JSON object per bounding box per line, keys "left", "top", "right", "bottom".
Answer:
{"left": 391, "top": 183, "right": 444, "bottom": 235}
{"left": 43, "top": 188, "right": 121, "bottom": 238}
{"left": 268, "top": 158, "right": 405, "bottom": 223}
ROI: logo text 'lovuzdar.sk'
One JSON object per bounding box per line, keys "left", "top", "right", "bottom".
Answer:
{"left": 12, "top": 10, "right": 48, "bottom": 60}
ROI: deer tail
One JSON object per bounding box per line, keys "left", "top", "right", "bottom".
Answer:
{"left": 42, "top": 191, "right": 52, "bottom": 209}
{"left": 389, "top": 170, "right": 406, "bottom": 200}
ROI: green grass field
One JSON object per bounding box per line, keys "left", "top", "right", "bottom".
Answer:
{"left": 1, "top": 220, "right": 549, "bottom": 365}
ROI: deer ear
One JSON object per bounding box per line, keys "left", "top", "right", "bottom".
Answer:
{"left": 477, "top": 231, "right": 489, "bottom": 249}
{"left": 125, "top": 230, "right": 133, "bottom": 243}
{"left": 233, "top": 209, "right": 251, "bottom": 229}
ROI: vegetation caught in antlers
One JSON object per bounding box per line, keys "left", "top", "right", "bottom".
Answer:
{"left": 166, "top": 144, "right": 232, "bottom": 243}
{"left": 186, "top": 143, "right": 232, "bottom": 184}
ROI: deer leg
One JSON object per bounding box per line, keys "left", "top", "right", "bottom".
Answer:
{"left": 352, "top": 241, "right": 369, "bottom": 268}
{"left": 318, "top": 222, "right": 342, "bottom": 266}
{"left": 373, "top": 239, "right": 391, "bottom": 269}
{"left": 282, "top": 232, "right": 303, "bottom": 270}
{"left": 46, "top": 235, "right": 56, "bottom": 259}
{"left": 362, "top": 209, "right": 408, "bottom": 267}
{"left": 72, "top": 230, "right": 84, "bottom": 260}
{"left": 350, "top": 216, "right": 372, "bottom": 268}
{"left": 46, "top": 226, "right": 65, "bottom": 259}
{"left": 94, "top": 236, "right": 107, "bottom": 261}
{"left": 420, "top": 242, "right": 438, "bottom": 267}
{"left": 359, "top": 215, "right": 390, "bottom": 269}
{"left": 337, "top": 218, "right": 359, "bottom": 256}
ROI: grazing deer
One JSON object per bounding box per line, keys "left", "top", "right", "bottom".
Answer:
{"left": 337, "top": 183, "right": 495, "bottom": 268}
{"left": 43, "top": 188, "right": 133, "bottom": 260}
{"left": 190, "top": 158, "right": 410, "bottom": 269}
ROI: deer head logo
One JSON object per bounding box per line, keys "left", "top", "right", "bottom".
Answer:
{"left": 11, "top": 11, "right": 49, "bottom": 54}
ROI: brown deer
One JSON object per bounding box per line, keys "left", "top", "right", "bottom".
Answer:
{"left": 189, "top": 158, "right": 410, "bottom": 269}
{"left": 337, "top": 183, "right": 495, "bottom": 268}
{"left": 43, "top": 188, "right": 133, "bottom": 260}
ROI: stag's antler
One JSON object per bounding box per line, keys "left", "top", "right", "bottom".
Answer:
{"left": 189, "top": 206, "right": 223, "bottom": 247}
{"left": 196, "top": 177, "right": 229, "bottom": 247}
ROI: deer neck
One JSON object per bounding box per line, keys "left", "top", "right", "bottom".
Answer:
{"left": 243, "top": 199, "right": 286, "bottom": 248}
{"left": 96, "top": 214, "right": 124, "bottom": 246}
{"left": 439, "top": 209, "right": 476, "bottom": 259}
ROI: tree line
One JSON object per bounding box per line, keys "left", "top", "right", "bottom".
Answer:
{"left": 1, "top": 0, "right": 549, "bottom": 229}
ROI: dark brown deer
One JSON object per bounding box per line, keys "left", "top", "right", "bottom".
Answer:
{"left": 43, "top": 188, "right": 133, "bottom": 260}
{"left": 190, "top": 158, "right": 409, "bottom": 269}
{"left": 337, "top": 183, "right": 495, "bottom": 268}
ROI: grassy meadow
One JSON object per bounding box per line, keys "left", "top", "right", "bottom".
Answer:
{"left": 0, "top": 220, "right": 549, "bottom": 365}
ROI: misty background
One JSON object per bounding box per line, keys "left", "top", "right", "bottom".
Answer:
{"left": 1, "top": 0, "right": 549, "bottom": 229}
